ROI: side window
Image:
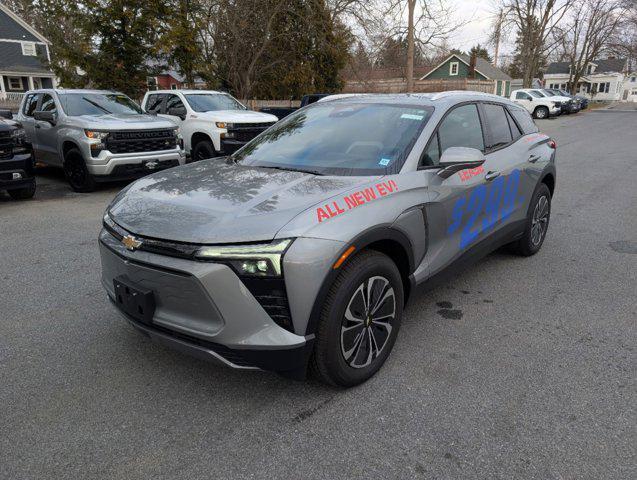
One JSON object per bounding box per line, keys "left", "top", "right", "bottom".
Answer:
{"left": 505, "top": 108, "right": 522, "bottom": 141}
{"left": 515, "top": 91, "right": 531, "bottom": 101}
{"left": 438, "top": 104, "right": 484, "bottom": 153}
{"left": 509, "top": 105, "right": 538, "bottom": 134}
{"left": 40, "top": 94, "right": 57, "bottom": 113}
{"left": 166, "top": 94, "right": 185, "bottom": 111}
{"left": 422, "top": 132, "right": 440, "bottom": 166}
{"left": 23, "top": 93, "right": 39, "bottom": 117}
{"left": 145, "top": 94, "right": 164, "bottom": 113}
{"left": 482, "top": 104, "right": 512, "bottom": 149}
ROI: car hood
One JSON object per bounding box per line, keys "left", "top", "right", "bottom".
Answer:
{"left": 108, "top": 159, "right": 377, "bottom": 244}
{"left": 195, "top": 110, "right": 278, "bottom": 123}
{"left": 75, "top": 114, "right": 177, "bottom": 130}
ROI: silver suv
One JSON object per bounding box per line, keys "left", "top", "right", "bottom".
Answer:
{"left": 100, "top": 92, "right": 556, "bottom": 386}
{"left": 17, "top": 89, "right": 185, "bottom": 192}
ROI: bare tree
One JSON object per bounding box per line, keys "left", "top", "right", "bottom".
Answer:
{"left": 501, "top": 0, "right": 574, "bottom": 87}
{"left": 554, "top": 0, "right": 626, "bottom": 94}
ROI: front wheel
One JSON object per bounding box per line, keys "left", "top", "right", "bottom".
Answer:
{"left": 533, "top": 106, "right": 549, "bottom": 119}
{"left": 192, "top": 140, "right": 216, "bottom": 162}
{"left": 63, "top": 148, "right": 96, "bottom": 192}
{"left": 510, "top": 183, "right": 551, "bottom": 256}
{"left": 8, "top": 180, "right": 36, "bottom": 200}
{"left": 310, "top": 250, "right": 404, "bottom": 387}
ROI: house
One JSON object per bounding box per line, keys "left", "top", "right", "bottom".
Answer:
{"left": 510, "top": 78, "right": 542, "bottom": 91}
{"left": 544, "top": 58, "right": 627, "bottom": 101}
{"left": 420, "top": 53, "right": 512, "bottom": 97}
{"left": 0, "top": 3, "right": 56, "bottom": 105}
{"left": 146, "top": 61, "right": 207, "bottom": 91}
{"left": 622, "top": 72, "right": 637, "bottom": 102}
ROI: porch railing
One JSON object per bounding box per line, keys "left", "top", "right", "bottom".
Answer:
{"left": 0, "top": 92, "right": 25, "bottom": 109}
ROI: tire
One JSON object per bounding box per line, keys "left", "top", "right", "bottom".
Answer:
{"left": 509, "top": 183, "right": 551, "bottom": 256}
{"left": 533, "top": 106, "right": 549, "bottom": 119}
{"left": 192, "top": 139, "right": 216, "bottom": 162}
{"left": 63, "top": 148, "right": 96, "bottom": 192}
{"left": 310, "top": 250, "right": 404, "bottom": 387}
{"left": 8, "top": 180, "right": 36, "bottom": 200}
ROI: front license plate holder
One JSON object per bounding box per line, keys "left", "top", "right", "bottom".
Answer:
{"left": 113, "top": 276, "right": 155, "bottom": 325}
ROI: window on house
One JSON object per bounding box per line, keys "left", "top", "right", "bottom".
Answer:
{"left": 170, "top": 83, "right": 178, "bottom": 90}
{"left": 449, "top": 62, "right": 459, "bottom": 76}
{"left": 8, "top": 77, "right": 23, "bottom": 90}
{"left": 21, "top": 42, "right": 37, "bottom": 56}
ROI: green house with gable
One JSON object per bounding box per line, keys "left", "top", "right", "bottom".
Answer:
{"left": 420, "top": 53, "right": 512, "bottom": 97}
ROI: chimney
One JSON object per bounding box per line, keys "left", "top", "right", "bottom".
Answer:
{"left": 469, "top": 53, "right": 477, "bottom": 79}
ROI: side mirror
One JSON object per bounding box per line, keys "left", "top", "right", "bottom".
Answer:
{"left": 437, "top": 147, "right": 485, "bottom": 179}
{"left": 34, "top": 110, "right": 57, "bottom": 125}
{"left": 168, "top": 106, "right": 187, "bottom": 120}
{"left": 0, "top": 109, "right": 12, "bottom": 120}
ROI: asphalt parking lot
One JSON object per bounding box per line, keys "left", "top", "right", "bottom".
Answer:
{"left": 1, "top": 110, "right": 635, "bottom": 479}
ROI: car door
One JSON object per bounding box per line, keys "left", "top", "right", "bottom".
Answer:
{"left": 478, "top": 102, "right": 537, "bottom": 237}
{"left": 419, "top": 102, "right": 491, "bottom": 275}
{"left": 33, "top": 93, "right": 62, "bottom": 166}
{"left": 19, "top": 93, "right": 39, "bottom": 146}
{"left": 513, "top": 91, "right": 533, "bottom": 113}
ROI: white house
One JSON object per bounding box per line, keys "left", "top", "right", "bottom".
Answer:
{"left": 0, "top": 3, "right": 56, "bottom": 105}
{"left": 544, "top": 58, "right": 627, "bottom": 101}
{"left": 622, "top": 73, "right": 637, "bottom": 102}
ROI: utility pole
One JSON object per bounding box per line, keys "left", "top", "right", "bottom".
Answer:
{"left": 406, "top": 0, "right": 416, "bottom": 92}
{"left": 493, "top": 8, "right": 504, "bottom": 67}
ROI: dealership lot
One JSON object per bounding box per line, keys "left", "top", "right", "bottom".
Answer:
{"left": 1, "top": 111, "right": 635, "bottom": 479}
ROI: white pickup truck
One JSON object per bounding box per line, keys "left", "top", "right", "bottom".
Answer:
{"left": 142, "top": 90, "right": 278, "bottom": 161}
{"left": 510, "top": 89, "right": 561, "bottom": 119}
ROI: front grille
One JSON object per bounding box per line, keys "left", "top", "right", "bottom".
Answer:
{"left": 228, "top": 122, "right": 275, "bottom": 143}
{"left": 105, "top": 129, "right": 177, "bottom": 154}
{"left": 109, "top": 159, "right": 179, "bottom": 177}
{"left": 0, "top": 131, "right": 14, "bottom": 157}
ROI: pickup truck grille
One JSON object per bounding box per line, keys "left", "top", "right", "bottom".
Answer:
{"left": 0, "top": 131, "right": 14, "bottom": 159}
{"left": 228, "top": 122, "right": 275, "bottom": 143}
{"left": 105, "top": 129, "right": 177, "bottom": 154}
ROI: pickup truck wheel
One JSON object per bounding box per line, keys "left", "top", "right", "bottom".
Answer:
{"left": 533, "top": 106, "right": 549, "bottom": 119}
{"left": 8, "top": 180, "right": 36, "bottom": 200}
{"left": 192, "top": 140, "right": 216, "bottom": 161}
{"left": 63, "top": 148, "right": 96, "bottom": 193}
{"left": 310, "top": 250, "right": 404, "bottom": 387}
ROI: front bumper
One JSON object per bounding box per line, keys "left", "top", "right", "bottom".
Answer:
{"left": 86, "top": 148, "right": 186, "bottom": 177}
{"left": 99, "top": 229, "right": 311, "bottom": 373}
{"left": 0, "top": 152, "right": 35, "bottom": 190}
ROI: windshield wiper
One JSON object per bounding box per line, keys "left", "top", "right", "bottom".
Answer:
{"left": 259, "top": 165, "right": 325, "bottom": 176}
{"left": 82, "top": 97, "right": 112, "bottom": 114}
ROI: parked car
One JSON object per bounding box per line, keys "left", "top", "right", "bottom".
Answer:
{"left": 551, "top": 89, "right": 589, "bottom": 110}
{"left": 510, "top": 89, "right": 561, "bottom": 119}
{"left": 17, "top": 89, "right": 185, "bottom": 192}
{"left": 0, "top": 116, "right": 36, "bottom": 199}
{"left": 142, "top": 90, "right": 278, "bottom": 161}
{"left": 259, "top": 94, "right": 330, "bottom": 119}
{"left": 539, "top": 89, "right": 580, "bottom": 113}
{"left": 99, "top": 92, "right": 556, "bottom": 386}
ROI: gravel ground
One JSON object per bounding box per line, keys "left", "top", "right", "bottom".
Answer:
{"left": 1, "top": 110, "right": 635, "bottom": 479}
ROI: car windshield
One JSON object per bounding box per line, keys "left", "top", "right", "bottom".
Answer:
{"left": 58, "top": 93, "right": 142, "bottom": 116}
{"left": 529, "top": 91, "right": 544, "bottom": 98}
{"left": 541, "top": 89, "right": 557, "bottom": 96}
{"left": 234, "top": 102, "right": 433, "bottom": 176}
{"left": 184, "top": 94, "right": 246, "bottom": 112}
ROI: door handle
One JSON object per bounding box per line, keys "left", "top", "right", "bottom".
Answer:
{"left": 485, "top": 170, "right": 501, "bottom": 181}
{"left": 528, "top": 154, "right": 541, "bottom": 163}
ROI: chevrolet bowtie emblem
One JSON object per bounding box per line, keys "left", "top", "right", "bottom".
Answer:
{"left": 122, "top": 235, "right": 142, "bottom": 251}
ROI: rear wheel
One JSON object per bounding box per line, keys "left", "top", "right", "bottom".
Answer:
{"left": 311, "top": 250, "right": 404, "bottom": 387}
{"left": 8, "top": 180, "right": 36, "bottom": 200}
{"left": 533, "top": 106, "right": 549, "bottom": 119}
{"left": 63, "top": 148, "right": 96, "bottom": 192}
{"left": 510, "top": 183, "right": 551, "bottom": 256}
{"left": 192, "top": 139, "right": 216, "bottom": 161}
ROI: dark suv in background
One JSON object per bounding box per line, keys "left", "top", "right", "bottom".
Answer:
{"left": 0, "top": 111, "right": 36, "bottom": 200}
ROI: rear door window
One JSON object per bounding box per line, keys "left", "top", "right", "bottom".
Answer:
{"left": 482, "top": 103, "right": 512, "bottom": 149}
{"left": 508, "top": 105, "right": 539, "bottom": 134}
{"left": 505, "top": 109, "right": 523, "bottom": 141}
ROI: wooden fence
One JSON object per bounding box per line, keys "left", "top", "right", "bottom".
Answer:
{"left": 342, "top": 78, "right": 496, "bottom": 95}
{"left": 242, "top": 99, "right": 301, "bottom": 110}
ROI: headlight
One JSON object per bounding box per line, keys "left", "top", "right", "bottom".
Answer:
{"left": 85, "top": 130, "right": 110, "bottom": 140}
{"left": 215, "top": 122, "right": 233, "bottom": 129}
{"left": 11, "top": 128, "right": 25, "bottom": 137}
{"left": 11, "top": 128, "right": 26, "bottom": 146}
{"left": 195, "top": 239, "right": 292, "bottom": 277}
